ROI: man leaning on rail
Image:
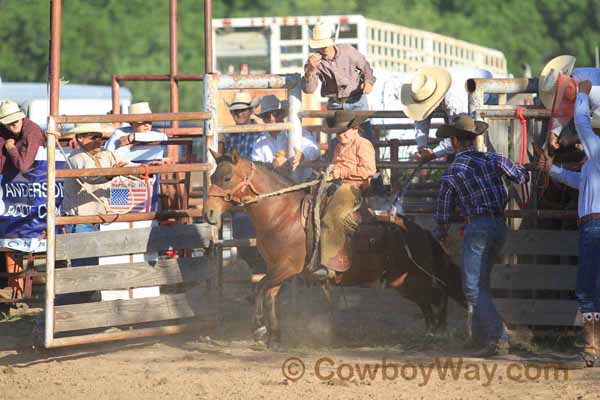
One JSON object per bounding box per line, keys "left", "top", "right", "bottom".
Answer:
{"left": 433, "top": 115, "right": 530, "bottom": 358}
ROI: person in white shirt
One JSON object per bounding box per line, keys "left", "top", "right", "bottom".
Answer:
{"left": 251, "top": 95, "right": 320, "bottom": 181}
{"left": 401, "top": 66, "right": 493, "bottom": 162}
{"left": 103, "top": 102, "right": 169, "bottom": 163}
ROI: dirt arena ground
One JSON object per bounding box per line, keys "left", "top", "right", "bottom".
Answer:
{"left": 1, "top": 280, "right": 599, "bottom": 400}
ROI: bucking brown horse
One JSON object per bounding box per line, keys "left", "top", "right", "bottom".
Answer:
{"left": 204, "top": 151, "right": 465, "bottom": 347}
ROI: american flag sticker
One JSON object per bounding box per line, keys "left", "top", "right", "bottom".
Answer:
{"left": 109, "top": 178, "right": 151, "bottom": 213}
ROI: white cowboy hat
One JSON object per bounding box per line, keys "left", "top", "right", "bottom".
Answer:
{"left": 224, "top": 92, "right": 260, "bottom": 111}
{"left": 592, "top": 109, "right": 600, "bottom": 129}
{"left": 401, "top": 66, "right": 452, "bottom": 121}
{"left": 309, "top": 22, "right": 335, "bottom": 49}
{"left": 256, "top": 95, "right": 288, "bottom": 117}
{"left": 63, "top": 123, "right": 113, "bottom": 139}
{"left": 0, "top": 101, "right": 26, "bottom": 125}
{"left": 538, "top": 55, "right": 576, "bottom": 109}
{"left": 128, "top": 102, "right": 152, "bottom": 115}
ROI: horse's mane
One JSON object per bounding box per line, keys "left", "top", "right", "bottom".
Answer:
{"left": 251, "top": 161, "right": 297, "bottom": 188}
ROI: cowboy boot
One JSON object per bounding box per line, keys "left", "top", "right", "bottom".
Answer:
{"left": 595, "top": 313, "right": 600, "bottom": 357}
{"left": 581, "top": 313, "right": 599, "bottom": 367}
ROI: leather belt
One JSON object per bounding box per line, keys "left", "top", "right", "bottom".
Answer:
{"left": 578, "top": 213, "right": 600, "bottom": 226}
{"left": 465, "top": 212, "right": 505, "bottom": 224}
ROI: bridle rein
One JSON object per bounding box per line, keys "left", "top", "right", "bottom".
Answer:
{"left": 207, "top": 162, "right": 262, "bottom": 206}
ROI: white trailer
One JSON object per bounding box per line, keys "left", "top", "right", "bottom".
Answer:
{"left": 212, "top": 14, "right": 507, "bottom": 76}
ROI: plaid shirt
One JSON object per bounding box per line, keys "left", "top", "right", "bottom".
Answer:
{"left": 223, "top": 121, "right": 262, "bottom": 159}
{"left": 434, "top": 148, "right": 529, "bottom": 239}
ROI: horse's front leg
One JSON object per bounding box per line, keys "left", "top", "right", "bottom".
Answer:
{"left": 253, "top": 278, "right": 268, "bottom": 343}
{"left": 265, "top": 284, "right": 282, "bottom": 349}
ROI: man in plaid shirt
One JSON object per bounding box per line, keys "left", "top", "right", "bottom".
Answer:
{"left": 433, "top": 115, "right": 529, "bottom": 357}
{"left": 223, "top": 91, "right": 262, "bottom": 158}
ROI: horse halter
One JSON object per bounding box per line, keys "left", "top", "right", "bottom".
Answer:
{"left": 207, "top": 162, "right": 262, "bottom": 205}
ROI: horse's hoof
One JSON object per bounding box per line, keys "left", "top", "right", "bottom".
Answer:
{"left": 253, "top": 326, "right": 268, "bottom": 342}
{"left": 268, "top": 340, "right": 283, "bottom": 352}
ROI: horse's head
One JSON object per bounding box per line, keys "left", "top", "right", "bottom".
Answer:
{"left": 203, "top": 149, "right": 257, "bottom": 228}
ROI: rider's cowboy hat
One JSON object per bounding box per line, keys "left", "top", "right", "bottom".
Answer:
{"left": 436, "top": 114, "right": 488, "bottom": 139}
{"left": 128, "top": 102, "right": 153, "bottom": 123}
{"left": 401, "top": 66, "right": 452, "bottom": 121}
{"left": 256, "top": 95, "right": 288, "bottom": 118}
{"left": 309, "top": 22, "right": 336, "bottom": 49}
{"left": 62, "top": 123, "right": 114, "bottom": 139}
{"left": 224, "top": 91, "right": 260, "bottom": 111}
{"left": 321, "top": 110, "right": 366, "bottom": 133}
{"left": 0, "top": 101, "right": 26, "bottom": 125}
{"left": 538, "top": 55, "right": 576, "bottom": 109}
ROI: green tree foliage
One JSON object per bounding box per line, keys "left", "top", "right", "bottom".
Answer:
{"left": 0, "top": 0, "right": 598, "bottom": 111}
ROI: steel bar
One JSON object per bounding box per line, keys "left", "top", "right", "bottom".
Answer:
{"left": 466, "top": 78, "right": 539, "bottom": 95}
{"left": 217, "top": 122, "right": 292, "bottom": 134}
{"left": 53, "top": 112, "right": 210, "bottom": 124}
{"left": 55, "top": 208, "right": 204, "bottom": 225}
{"left": 159, "top": 127, "right": 203, "bottom": 135}
{"left": 373, "top": 138, "right": 442, "bottom": 146}
{"left": 217, "top": 74, "right": 299, "bottom": 90}
{"left": 45, "top": 117, "right": 58, "bottom": 348}
{"left": 304, "top": 123, "right": 444, "bottom": 131}
{"left": 479, "top": 108, "right": 551, "bottom": 119}
{"left": 169, "top": 0, "right": 180, "bottom": 129}
{"left": 173, "top": 74, "right": 203, "bottom": 81}
{"left": 288, "top": 74, "right": 303, "bottom": 158}
{"left": 113, "top": 74, "right": 171, "bottom": 81}
{"left": 56, "top": 163, "right": 211, "bottom": 178}
{"left": 204, "top": 0, "right": 213, "bottom": 74}
{"left": 111, "top": 76, "right": 120, "bottom": 114}
{"left": 303, "top": 161, "right": 448, "bottom": 169}
{"left": 299, "top": 110, "right": 447, "bottom": 119}
{"left": 49, "top": 0, "right": 61, "bottom": 117}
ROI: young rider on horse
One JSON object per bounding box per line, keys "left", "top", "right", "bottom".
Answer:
{"left": 314, "top": 110, "right": 377, "bottom": 279}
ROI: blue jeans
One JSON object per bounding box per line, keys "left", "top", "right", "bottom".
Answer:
{"left": 65, "top": 224, "right": 99, "bottom": 267}
{"left": 327, "top": 94, "right": 374, "bottom": 143}
{"left": 577, "top": 220, "right": 600, "bottom": 313}
{"left": 463, "top": 217, "right": 508, "bottom": 344}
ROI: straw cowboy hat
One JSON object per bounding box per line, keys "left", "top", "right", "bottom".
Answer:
{"left": 435, "top": 115, "right": 488, "bottom": 139}
{"left": 321, "top": 110, "right": 366, "bottom": 133}
{"left": 224, "top": 92, "right": 260, "bottom": 111}
{"left": 0, "top": 101, "right": 26, "bottom": 125}
{"left": 538, "top": 55, "right": 576, "bottom": 109}
{"left": 309, "top": 22, "right": 335, "bottom": 49}
{"left": 401, "top": 67, "right": 452, "bottom": 121}
{"left": 127, "top": 102, "right": 153, "bottom": 123}
{"left": 256, "top": 95, "right": 288, "bottom": 117}
{"left": 63, "top": 123, "right": 114, "bottom": 139}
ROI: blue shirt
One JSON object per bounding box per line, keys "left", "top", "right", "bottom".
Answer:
{"left": 549, "top": 93, "right": 600, "bottom": 218}
{"left": 223, "top": 120, "right": 262, "bottom": 159}
{"left": 434, "top": 148, "right": 529, "bottom": 239}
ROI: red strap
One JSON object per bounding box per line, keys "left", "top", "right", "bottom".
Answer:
{"left": 516, "top": 107, "right": 531, "bottom": 208}
{"left": 516, "top": 107, "right": 528, "bottom": 165}
{"left": 141, "top": 164, "right": 151, "bottom": 213}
